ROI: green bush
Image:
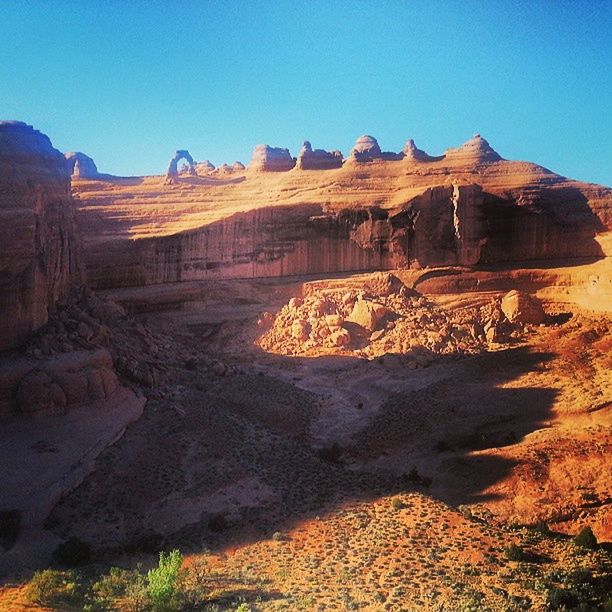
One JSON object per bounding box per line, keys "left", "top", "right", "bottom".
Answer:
{"left": 26, "top": 569, "right": 80, "bottom": 606}
{"left": 53, "top": 536, "right": 92, "bottom": 567}
{"left": 574, "top": 526, "right": 598, "bottom": 550}
{"left": 147, "top": 549, "right": 184, "bottom": 611}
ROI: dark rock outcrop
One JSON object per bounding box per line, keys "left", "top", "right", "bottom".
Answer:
{"left": 165, "top": 150, "right": 196, "bottom": 184}
{"left": 0, "top": 121, "right": 84, "bottom": 351}
{"left": 65, "top": 151, "right": 99, "bottom": 178}
{"left": 296, "top": 141, "right": 343, "bottom": 170}
{"left": 249, "top": 145, "right": 295, "bottom": 172}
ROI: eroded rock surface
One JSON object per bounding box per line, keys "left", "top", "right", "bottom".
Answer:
{"left": 0, "top": 121, "right": 84, "bottom": 351}
{"left": 296, "top": 141, "right": 343, "bottom": 170}
{"left": 249, "top": 144, "right": 295, "bottom": 172}
{"left": 166, "top": 149, "right": 196, "bottom": 183}
{"left": 65, "top": 151, "right": 99, "bottom": 178}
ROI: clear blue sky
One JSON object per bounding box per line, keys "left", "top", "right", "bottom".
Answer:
{"left": 2, "top": 0, "right": 610, "bottom": 185}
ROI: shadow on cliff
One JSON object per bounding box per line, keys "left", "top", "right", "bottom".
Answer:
{"left": 479, "top": 188, "right": 605, "bottom": 267}
{"left": 38, "top": 337, "right": 559, "bottom": 568}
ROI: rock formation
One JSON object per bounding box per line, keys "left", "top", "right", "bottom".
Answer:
{"left": 249, "top": 144, "right": 295, "bottom": 172}
{"left": 501, "top": 290, "right": 546, "bottom": 324}
{"left": 165, "top": 149, "right": 196, "bottom": 184}
{"left": 349, "top": 134, "right": 382, "bottom": 160}
{"left": 445, "top": 133, "right": 502, "bottom": 163}
{"left": 402, "top": 139, "right": 439, "bottom": 162}
{"left": 195, "top": 160, "right": 215, "bottom": 174}
{"left": 0, "top": 121, "right": 84, "bottom": 351}
{"left": 296, "top": 141, "right": 343, "bottom": 170}
{"left": 74, "top": 132, "right": 611, "bottom": 289}
{"left": 232, "top": 161, "right": 246, "bottom": 171}
{"left": 65, "top": 151, "right": 99, "bottom": 178}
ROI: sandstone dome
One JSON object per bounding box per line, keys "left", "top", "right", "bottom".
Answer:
{"left": 350, "top": 134, "right": 382, "bottom": 159}
{"left": 445, "top": 134, "right": 502, "bottom": 162}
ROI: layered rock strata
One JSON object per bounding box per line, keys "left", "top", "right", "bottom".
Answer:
{"left": 0, "top": 121, "right": 84, "bottom": 351}
{"left": 82, "top": 184, "right": 487, "bottom": 288}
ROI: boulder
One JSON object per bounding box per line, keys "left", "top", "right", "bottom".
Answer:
{"left": 65, "top": 151, "right": 99, "bottom": 178}
{"left": 296, "top": 141, "right": 343, "bottom": 170}
{"left": 346, "top": 298, "right": 389, "bottom": 331}
{"left": 249, "top": 144, "right": 295, "bottom": 172}
{"left": 501, "top": 290, "right": 545, "bottom": 324}
{"left": 16, "top": 370, "right": 67, "bottom": 415}
{"left": 329, "top": 328, "right": 350, "bottom": 347}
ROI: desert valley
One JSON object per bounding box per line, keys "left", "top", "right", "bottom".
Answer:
{"left": 0, "top": 118, "right": 610, "bottom": 610}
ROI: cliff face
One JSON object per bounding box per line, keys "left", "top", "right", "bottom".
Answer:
{"left": 73, "top": 136, "right": 611, "bottom": 290}
{"left": 83, "top": 185, "right": 487, "bottom": 288}
{"left": 0, "top": 121, "right": 84, "bottom": 351}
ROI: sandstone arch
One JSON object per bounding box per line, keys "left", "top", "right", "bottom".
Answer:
{"left": 165, "top": 149, "right": 196, "bottom": 184}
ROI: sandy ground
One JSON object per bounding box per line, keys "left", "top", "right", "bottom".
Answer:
{"left": 1, "top": 256, "right": 610, "bottom": 610}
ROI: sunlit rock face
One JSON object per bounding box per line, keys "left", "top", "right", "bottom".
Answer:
{"left": 349, "top": 134, "right": 382, "bottom": 160}
{"left": 249, "top": 144, "right": 295, "bottom": 171}
{"left": 296, "top": 141, "right": 343, "bottom": 170}
{"left": 0, "top": 121, "right": 84, "bottom": 350}
{"left": 402, "top": 139, "right": 439, "bottom": 162}
{"left": 65, "top": 151, "right": 99, "bottom": 178}
{"left": 83, "top": 184, "right": 487, "bottom": 288}
{"left": 445, "top": 134, "right": 503, "bottom": 163}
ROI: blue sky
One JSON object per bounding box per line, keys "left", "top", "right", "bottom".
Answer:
{"left": 2, "top": 0, "right": 611, "bottom": 184}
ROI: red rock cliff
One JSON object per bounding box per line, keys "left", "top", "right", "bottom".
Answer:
{"left": 0, "top": 121, "right": 84, "bottom": 350}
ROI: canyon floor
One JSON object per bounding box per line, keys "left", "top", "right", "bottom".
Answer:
{"left": 1, "top": 248, "right": 610, "bottom": 610}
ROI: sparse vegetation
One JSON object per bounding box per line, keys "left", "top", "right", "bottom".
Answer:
{"left": 504, "top": 543, "right": 529, "bottom": 562}
{"left": 26, "top": 569, "right": 80, "bottom": 606}
{"left": 574, "top": 526, "right": 598, "bottom": 550}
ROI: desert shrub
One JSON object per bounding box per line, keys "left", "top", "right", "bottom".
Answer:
{"left": 0, "top": 509, "right": 21, "bottom": 550}
{"left": 390, "top": 498, "right": 405, "bottom": 511}
{"left": 26, "top": 569, "right": 80, "bottom": 606}
{"left": 147, "top": 549, "right": 184, "bottom": 611}
{"left": 92, "top": 566, "right": 145, "bottom": 609}
{"left": 574, "top": 526, "right": 598, "bottom": 550}
{"left": 53, "top": 536, "right": 92, "bottom": 567}
{"left": 504, "top": 543, "right": 529, "bottom": 562}
{"left": 272, "top": 531, "right": 286, "bottom": 541}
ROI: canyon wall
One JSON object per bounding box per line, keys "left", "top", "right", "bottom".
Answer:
{"left": 83, "top": 185, "right": 488, "bottom": 288}
{"left": 0, "top": 121, "right": 84, "bottom": 351}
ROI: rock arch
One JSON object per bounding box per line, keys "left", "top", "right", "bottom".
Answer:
{"left": 165, "top": 150, "right": 196, "bottom": 184}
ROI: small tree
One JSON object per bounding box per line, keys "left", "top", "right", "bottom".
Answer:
{"left": 147, "top": 549, "right": 184, "bottom": 611}
{"left": 574, "top": 526, "right": 598, "bottom": 550}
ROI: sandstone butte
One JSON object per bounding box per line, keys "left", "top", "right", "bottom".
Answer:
{"left": 0, "top": 121, "right": 611, "bottom": 610}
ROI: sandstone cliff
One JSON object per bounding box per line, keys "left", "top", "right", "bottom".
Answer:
{"left": 65, "top": 151, "right": 99, "bottom": 179}
{"left": 0, "top": 121, "right": 84, "bottom": 351}
{"left": 73, "top": 134, "right": 610, "bottom": 289}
